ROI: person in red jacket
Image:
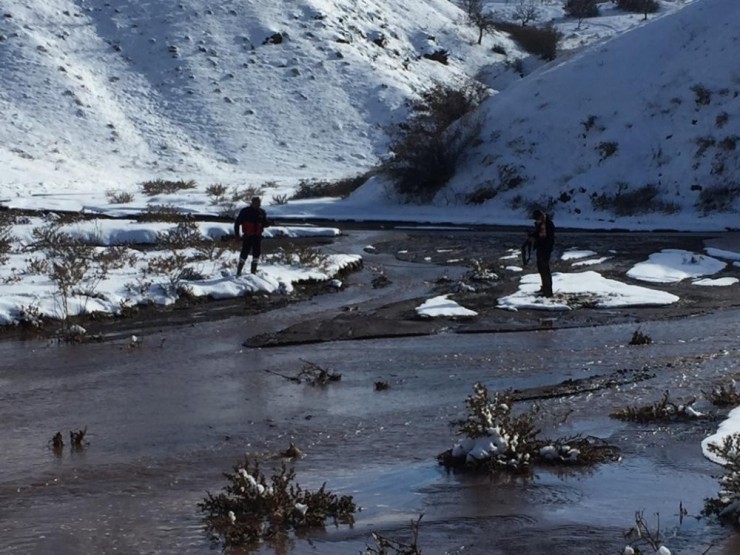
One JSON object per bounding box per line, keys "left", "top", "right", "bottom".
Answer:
{"left": 233, "top": 197, "right": 271, "bottom": 276}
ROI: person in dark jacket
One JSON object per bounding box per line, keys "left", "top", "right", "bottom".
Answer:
{"left": 233, "top": 197, "right": 270, "bottom": 276}
{"left": 528, "top": 209, "right": 555, "bottom": 297}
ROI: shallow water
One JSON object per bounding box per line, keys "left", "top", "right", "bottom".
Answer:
{"left": 2, "top": 249, "right": 740, "bottom": 554}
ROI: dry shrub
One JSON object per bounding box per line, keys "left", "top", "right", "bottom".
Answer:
{"left": 140, "top": 179, "right": 196, "bottom": 196}
{"left": 199, "top": 458, "right": 356, "bottom": 549}
{"left": 695, "top": 183, "right": 740, "bottom": 214}
{"left": 439, "top": 383, "right": 620, "bottom": 473}
{"left": 269, "top": 243, "right": 329, "bottom": 271}
{"left": 610, "top": 391, "right": 700, "bottom": 423}
{"left": 629, "top": 327, "right": 653, "bottom": 346}
{"left": 291, "top": 174, "right": 369, "bottom": 200}
{"left": 139, "top": 204, "right": 190, "bottom": 222}
{"left": 364, "top": 515, "right": 423, "bottom": 555}
{"left": 492, "top": 21, "right": 560, "bottom": 61}
{"left": 590, "top": 183, "right": 679, "bottom": 216}
{"left": 0, "top": 212, "right": 12, "bottom": 264}
{"left": 385, "top": 80, "right": 488, "bottom": 202}
{"left": 703, "top": 433, "right": 740, "bottom": 520}
{"left": 704, "top": 381, "right": 740, "bottom": 407}
{"left": 105, "top": 190, "right": 135, "bottom": 204}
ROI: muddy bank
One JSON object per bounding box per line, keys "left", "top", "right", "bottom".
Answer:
{"left": 247, "top": 229, "right": 740, "bottom": 347}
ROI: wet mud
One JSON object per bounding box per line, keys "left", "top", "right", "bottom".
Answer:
{"left": 2, "top": 227, "right": 740, "bottom": 554}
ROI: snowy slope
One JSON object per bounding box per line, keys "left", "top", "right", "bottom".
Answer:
{"left": 0, "top": 0, "right": 496, "bottom": 196}
{"left": 444, "top": 0, "right": 740, "bottom": 228}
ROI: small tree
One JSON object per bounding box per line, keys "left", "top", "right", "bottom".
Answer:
{"left": 564, "top": 0, "right": 599, "bottom": 29}
{"left": 513, "top": 1, "right": 540, "bottom": 27}
{"left": 458, "top": 0, "right": 497, "bottom": 44}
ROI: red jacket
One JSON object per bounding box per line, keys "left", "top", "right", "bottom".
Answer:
{"left": 234, "top": 206, "right": 269, "bottom": 237}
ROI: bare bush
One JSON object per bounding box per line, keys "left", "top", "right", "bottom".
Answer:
{"left": 139, "top": 204, "right": 190, "bottom": 222}
{"left": 269, "top": 243, "right": 329, "bottom": 271}
{"left": 703, "top": 433, "right": 740, "bottom": 520}
{"left": 695, "top": 183, "right": 740, "bottom": 214}
{"left": 199, "top": 458, "right": 356, "bottom": 549}
{"left": 105, "top": 190, "right": 135, "bottom": 204}
{"left": 384, "top": 80, "right": 488, "bottom": 202}
{"left": 704, "top": 381, "right": 740, "bottom": 408}
{"left": 590, "top": 183, "right": 679, "bottom": 216}
{"left": 610, "top": 391, "right": 701, "bottom": 422}
{"left": 364, "top": 515, "right": 423, "bottom": 555}
{"left": 629, "top": 327, "right": 653, "bottom": 345}
{"left": 0, "top": 212, "right": 13, "bottom": 264}
{"left": 291, "top": 174, "right": 369, "bottom": 200}
{"left": 140, "top": 179, "right": 196, "bottom": 196}
{"left": 493, "top": 21, "right": 560, "bottom": 60}
{"left": 30, "top": 223, "right": 108, "bottom": 326}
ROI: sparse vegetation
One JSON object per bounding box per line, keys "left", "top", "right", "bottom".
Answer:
{"left": 623, "top": 511, "right": 673, "bottom": 554}
{"left": 384, "top": 80, "right": 488, "bottom": 202}
{"left": 438, "top": 383, "right": 619, "bottom": 473}
{"left": 290, "top": 174, "right": 369, "bottom": 200}
{"left": 615, "top": 0, "right": 659, "bottom": 17}
{"left": 30, "top": 222, "right": 109, "bottom": 327}
{"left": 564, "top": 0, "right": 599, "bottom": 28}
{"left": 597, "top": 140, "right": 618, "bottom": 161}
{"left": 140, "top": 179, "right": 196, "bottom": 196}
{"left": 269, "top": 243, "right": 329, "bottom": 271}
{"left": 703, "top": 433, "right": 740, "bottom": 520}
{"left": 493, "top": 21, "right": 560, "bottom": 60}
{"left": 364, "top": 515, "right": 423, "bottom": 555}
{"left": 690, "top": 83, "right": 712, "bottom": 107}
{"left": 0, "top": 212, "right": 12, "bottom": 264}
{"left": 423, "top": 48, "right": 449, "bottom": 65}
{"left": 199, "top": 457, "right": 356, "bottom": 549}
{"left": 105, "top": 190, "right": 135, "bottom": 204}
{"left": 704, "top": 381, "right": 740, "bottom": 407}
{"left": 266, "top": 359, "right": 342, "bottom": 386}
{"left": 695, "top": 183, "right": 740, "bottom": 214}
{"left": 610, "top": 391, "right": 701, "bottom": 422}
{"left": 629, "top": 327, "right": 653, "bottom": 345}
{"left": 139, "top": 204, "right": 190, "bottom": 222}
{"left": 590, "top": 183, "right": 679, "bottom": 216}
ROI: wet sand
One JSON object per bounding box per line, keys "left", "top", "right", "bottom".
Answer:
{"left": 1, "top": 227, "right": 740, "bottom": 554}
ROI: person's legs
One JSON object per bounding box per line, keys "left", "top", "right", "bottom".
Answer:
{"left": 237, "top": 236, "right": 254, "bottom": 276}
{"left": 250, "top": 237, "right": 262, "bottom": 273}
{"left": 536, "top": 249, "right": 553, "bottom": 297}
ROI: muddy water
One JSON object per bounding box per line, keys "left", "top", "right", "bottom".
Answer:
{"left": 2, "top": 231, "right": 740, "bottom": 554}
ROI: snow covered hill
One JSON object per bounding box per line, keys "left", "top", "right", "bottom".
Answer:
{"left": 0, "top": 0, "right": 495, "bottom": 196}
{"left": 443, "top": 0, "right": 740, "bottom": 229}
{"left": 1, "top": 0, "right": 736, "bottom": 230}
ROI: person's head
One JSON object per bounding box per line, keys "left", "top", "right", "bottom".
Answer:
{"left": 251, "top": 197, "right": 261, "bottom": 208}
{"left": 532, "top": 209, "right": 545, "bottom": 222}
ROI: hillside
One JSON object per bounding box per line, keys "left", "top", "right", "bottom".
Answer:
{"left": 1, "top": 0, "right": 736, "bottom": 230}
{"left": 0, "top": 0, "right": 497, "bottom": 197}
{"left": 442, "top": 0, "right": 740, "bottom": 229}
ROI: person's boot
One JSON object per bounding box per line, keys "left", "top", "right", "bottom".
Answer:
{"left": 236, "top": 260, "right": 245, "bottom": 277}
{"left": 250, "top": 261, "right": 258, "bottom": 274}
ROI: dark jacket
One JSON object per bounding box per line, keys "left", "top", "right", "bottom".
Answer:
{"left": 532, "top": 216, "right": 555, "bottom": 253}
{"left": 234, "top": 206, "right": 269, "bottom": 237}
